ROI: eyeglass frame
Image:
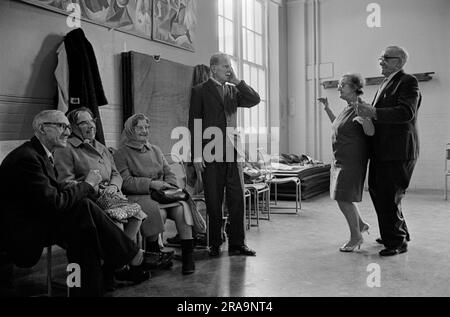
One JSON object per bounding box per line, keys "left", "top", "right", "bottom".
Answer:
{"left": 378, "top": 55, "right": 401, "bottom": 62}
{"left": 41, "top": 122, "right": 72, "bottom": 132}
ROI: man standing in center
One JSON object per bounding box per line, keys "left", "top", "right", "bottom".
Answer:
{"left": 189, "top": 53, "right": 260, "bottom": 257}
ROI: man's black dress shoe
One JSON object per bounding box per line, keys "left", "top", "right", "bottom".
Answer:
{"left": 209, "top": 246, "right": 221, "bottom": 257}
{"left": 376, "top": 237, "right": 410, "bottom": 245}
{"left": 228, "top": 245, "right": 256, "bottom": 256}
{"left": 114, "top": 265, "right": 151, "bottom": 284}
{"left": 379, "top": 243, "right": 408, "bottom": 256}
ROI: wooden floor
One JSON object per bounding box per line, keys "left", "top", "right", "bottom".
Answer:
{"left": 3, "top": 189, "right": 450, "bottom": 297}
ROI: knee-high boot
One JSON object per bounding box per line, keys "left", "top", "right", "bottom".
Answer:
{"left": 180, "top": 239, "right": 195, "bottom": 275}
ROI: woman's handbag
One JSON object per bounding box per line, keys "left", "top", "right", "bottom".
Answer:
{"left": 96, "top": 191, "right": 144, "bottom": 222}
{"left": 150, "top": 188, "right": 188, "bottom": 204}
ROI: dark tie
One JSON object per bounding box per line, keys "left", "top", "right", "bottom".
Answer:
{"left": 48, "top": 155, "right": 54, "bottom": 166}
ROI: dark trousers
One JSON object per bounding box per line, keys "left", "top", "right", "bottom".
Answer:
{"left": 368, "top": 160, "right": 416, "bottom": 248}
{"left": 53, "top": 198, "right": 139, "bottom": 296}
{"left": 202, "top": 162, "right": 245, "bottom": 247}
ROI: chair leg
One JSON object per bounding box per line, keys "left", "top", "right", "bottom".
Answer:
{"left": 445, "top": 176, "right": 448, "bottom": 200}
{"left": 274, "top": 183, "right": 278, "bottom": 205}
{"left": 46, "top": 246, "right": 52, "bottom": 297}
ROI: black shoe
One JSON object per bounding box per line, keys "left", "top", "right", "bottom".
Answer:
{"left": 209, "top": 246, "right": 221, "bottom": 257}
{"left": 228, "top": 245, "right": 256, "bottom": 256}
{"left": 376, "top": 237, "right": 410, "bottom": 245}
{"left": 379, "top": 243, "right": 408, "bottom": 256}
{"left": 166, "top": 234, "right": 181, "bottom": 245}
{"left": 143, "top": 252, "right": 173, "bottom": 270}
{"left": 114, "top": 265, "right": 150, "bottom": 284}
{"left": 160, "top": 249, "right": 175, "bottom": 258}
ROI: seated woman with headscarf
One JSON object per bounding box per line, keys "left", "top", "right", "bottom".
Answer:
{"left": 54, "top": 107, "right": 147, "bottom": 243}
{"left": 113, "top": 113, "right": 196, "bottom": 275}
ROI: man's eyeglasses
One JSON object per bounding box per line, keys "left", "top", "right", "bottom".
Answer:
{"left": 337, "top": 82, "right": 349, "bottom": 89}
{"left": 76, "top": 118, "right": 97, "bottom": 127}
{"left": 42, "top": 122, "right": 72, "bottom": 132}
{"left": 378, "top": 55, "right": 400, "bottom": 62}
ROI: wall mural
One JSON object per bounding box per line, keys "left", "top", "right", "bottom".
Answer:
{"left": 152, "top": 0, "right": 197, "bottom": 51}
{"left": 20, "top": 0, "right": 153, "bottom": 41}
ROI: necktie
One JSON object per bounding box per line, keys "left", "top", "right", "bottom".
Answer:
{"left": 48, "top": 155, "right": 54, "bottom": 166}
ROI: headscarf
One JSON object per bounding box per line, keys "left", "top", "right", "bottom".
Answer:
{"left": 120, "top": 113, "right": 151, "bottom": 151}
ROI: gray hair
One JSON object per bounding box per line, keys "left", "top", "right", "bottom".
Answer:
{"left": 66, "top": 107, "right": 94, "bottom": 126}
{"left": 386, "top": 45, "right": 409, "bottom": 67}
{"left": 210, "top": 52, "right": 229, "bottom": 67}
{"left": 342, "top": 73, "right": 365, "bottom": 96}
{"left": 32, "top": 110, "right": 66, "bottom": 133}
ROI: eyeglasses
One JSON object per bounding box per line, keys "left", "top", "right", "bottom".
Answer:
{"left": 337, "top": 82, "right": 350, "bottom": 89}
{"left": 76, "top": 118, "right": 97, "bottom": 127}
{"left": 135, "top": 125, "right": 150, "bottom": 131}
{"left": 378, "top": 55, "right": 400, "bottom": 62}
{"left": 42, "top": 122, "right": 72, "bottom": 132}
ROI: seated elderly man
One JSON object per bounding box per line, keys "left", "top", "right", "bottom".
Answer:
{"left": 0, "top": 110, "right": 150, "bottom": 296}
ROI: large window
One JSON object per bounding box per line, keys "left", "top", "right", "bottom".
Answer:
{"left": 218, "top": 0, "right": 268, "bottom": 157}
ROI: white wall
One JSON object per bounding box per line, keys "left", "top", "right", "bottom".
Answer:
{"left": 0, "top": 0, "right": 217, "bottom": 147}
{"left": 286, "top": 0, "right": 450, "bottom": 190}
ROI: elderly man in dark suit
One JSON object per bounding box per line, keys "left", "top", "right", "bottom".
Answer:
{"left": 356, "top": 46, "right": 421, "bottom": 256}
{"left": 0, "top": 110, "right": 149, "bottom": 296}
{"left": 189, "top": 53, "right": 260, "bottom": 257}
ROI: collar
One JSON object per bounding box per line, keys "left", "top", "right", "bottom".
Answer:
{"left": 384, "top": 69, "right": 402, "bottom": 85}
{"left": 35, "top": 136, "right": 53, "bottom": 160}
{"left": 125, "top": 140, "right": 152, "bottom": 152}
{"left": 68, "top": 135, "right": 95, "bottom": 148}
{"left": 210, "top": 77, "right": 225, "bottom": 87}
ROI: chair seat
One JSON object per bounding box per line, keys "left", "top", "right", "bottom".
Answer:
{"left": 268, "top": 177, "right": 300, "bottom": 184}
{"left": 245, "top": 183, "right": 269, "bottom": 191}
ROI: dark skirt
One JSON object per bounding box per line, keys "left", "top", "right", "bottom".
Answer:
{"left": 330, "top": 162, "right": 367, "bottom": 202}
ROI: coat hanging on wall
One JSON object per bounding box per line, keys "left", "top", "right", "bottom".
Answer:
{"left": 55, "top": 28, "right": 108, "bottom": 145}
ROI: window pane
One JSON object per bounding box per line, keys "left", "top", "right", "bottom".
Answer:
{"left": 241, "top": 0, "right": 247, "bottom": 27}
{"left": 255, "top": 34, "right": 262, "bottom": 65}
{"left": 259, "top": 101, "right": 266, "bottom": 133}
{"left": 251, "top": 66, "right": 258, "bottom": 89}
{"left": 244, "top": 108, "right": 251, "bottom": 132}
{"left": 247, "top": 30, "right": 254, "bottom": 63}
{"left": 251, "top": 106, "right": 258, "bottom": 129}
{"left": 224, "top": 0, "right": 233, "bottom": 20}
{"left": 246, "top": 0, "right": 254, "bottom": 31}
{"left": 225, "top": 19, "right": 234, "bottom": 55}
{"left": 243, "top": 63, "right": 250, "bottom": 83}
{"left": 255, "top": 0, "right": 263, "bottom": 34}
{"left": 218, "top": 17, "right": 224, "bottom": 52}
{"left": 242, "top": 28, "right": 247, "bottom": 60}
{"left": 258, "top": 69, "right": 266, "bottom": 100}
{"left": 231, "top": 58, "right": 238, "bottom": 77}
{"left": 218, "top": 0, "right": 223, "bottom": 16}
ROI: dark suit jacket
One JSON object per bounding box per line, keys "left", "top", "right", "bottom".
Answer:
{"left": 0, "top": 137, "right": 95, "bottom": 267}
{"left": 371, "top": 70, "right": 422, "bottom": 161}
{"left": 189, "top": 78, "right": 261, "bottom": 161}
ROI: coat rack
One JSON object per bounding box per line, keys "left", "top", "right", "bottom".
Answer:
{"left": 321, "top": 72, "right": 435, "bottom": 89}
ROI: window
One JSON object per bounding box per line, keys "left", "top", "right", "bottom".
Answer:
{"left": 218, "top": 0, "right": 268, "bottom": 158}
